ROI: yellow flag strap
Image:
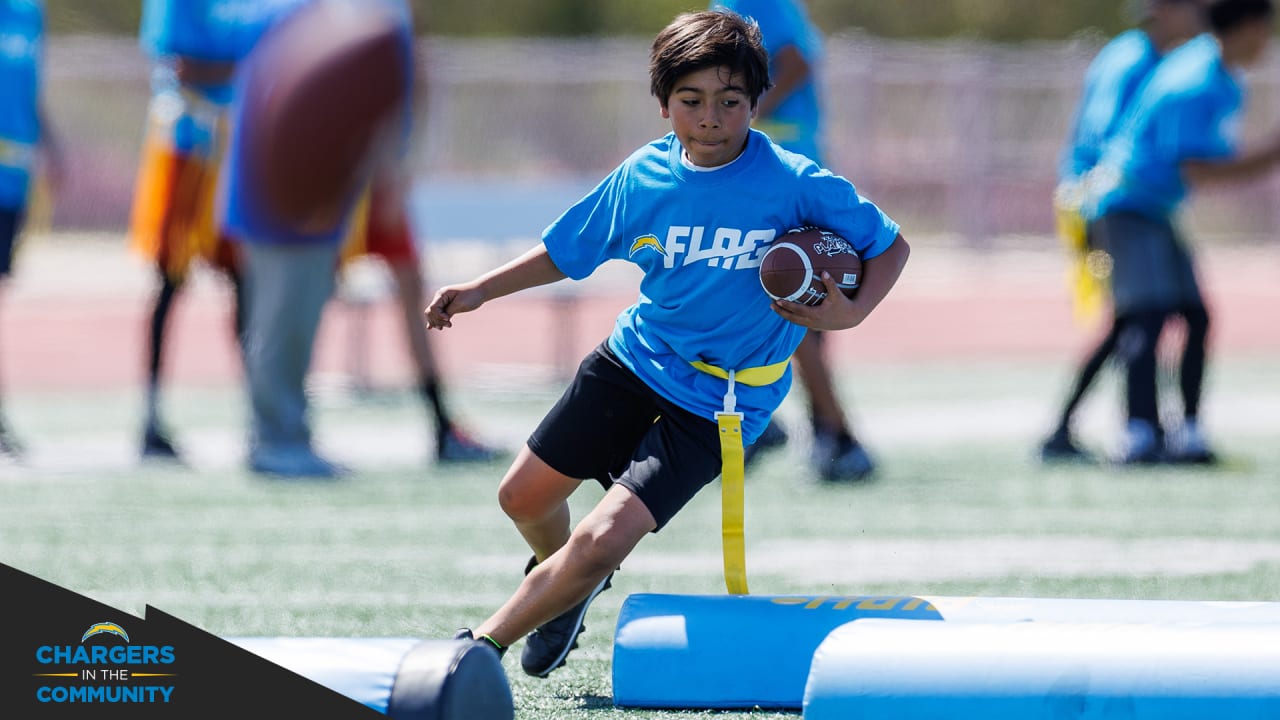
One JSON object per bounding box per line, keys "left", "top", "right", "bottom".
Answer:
{"left": 692, "top": 357, "right": 790, "bottom": 596}
{"left": 1053, "top": 193, "right": 1106, "bottom": 327}
{"left": 691, "top": 358, "right": 789, "bottom": 387}
{"left": 717, "top": 408, "right": 748, "bottom": 595}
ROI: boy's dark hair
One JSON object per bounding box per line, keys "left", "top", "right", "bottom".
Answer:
{"left": 1208, "top": 0, "right": 1274, "bottom": 31}
{"left": 649, "top": 10, "right": 771, "bottom": 108}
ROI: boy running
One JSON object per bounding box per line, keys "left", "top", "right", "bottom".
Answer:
{"left": 426, "top": 10, "right": 909, "bottom": 677}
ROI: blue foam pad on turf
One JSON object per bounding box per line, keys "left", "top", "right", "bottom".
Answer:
{"left": 612, "top": 593, "right": 943, "bottom": 709}
{"left": 612, "top": 593, "right": 1280, "bottom": 710}
{"left": 228, "top": 637, "right": 513, "bottom": 719}
{"left": 804, "top": 619, "right": 1280, "bottom": 719}
{"left": 229, "top": 638, "right": 418, "bottom": 713}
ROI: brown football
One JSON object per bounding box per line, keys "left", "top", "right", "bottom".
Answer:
{"left": 238, "top": 1, "right": 410, "bottom": 234}
{"left": 759, "top": 226, "right": 862, "bottom": 306}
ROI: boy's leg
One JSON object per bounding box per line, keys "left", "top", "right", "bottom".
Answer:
{"left": 139, "top": 148, "right": 200, "bottom": 460}
{"left": 476, "top": 483, "right": 654, "bottom": 650}
{"left": 1116, "top": 309, "right": 1167, "bottom": 463}
{"left": 1060, "top": 321, "right": 1122, "bottom": 426}
{"left": 142, "top": 271, "right": 185, "bottom": 458}
{"left": 1165, "top": 302, "right": 1217, "bottom": 464}
{"left": 793, "top": 331, "right": 874, "bottom": 481}
{"left": 1040, "top": 317, "right": 1123, "bottom": 461}
{"left": 385, "top": 259, "right": 500, "bottom": 462}
{"left": 496, "top": 445, "right": 582, "bottom": 561}
{"left": 793, "top": 331, "right": 843, "bottom": 433}
{"left": 1178, "top": 303, "right": 1210, "bottom": 422}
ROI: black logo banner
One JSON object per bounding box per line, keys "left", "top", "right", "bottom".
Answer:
{"left": 2, "top": 562, "right": 383, "bottom": 719}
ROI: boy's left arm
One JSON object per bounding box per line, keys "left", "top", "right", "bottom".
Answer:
{"left": 772, "top": 233, "right": 910, "bottom": 331}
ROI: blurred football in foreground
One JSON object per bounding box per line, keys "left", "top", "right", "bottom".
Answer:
{"left": 239, "top": 1, "right": 410, "bottom": 234}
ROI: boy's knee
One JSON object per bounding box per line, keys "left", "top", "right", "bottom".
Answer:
{"left": 497, "top": 481, "right": 558, "bottom": 524}
{"left": 564, "top": 529, "right": 628, "bottom": 577}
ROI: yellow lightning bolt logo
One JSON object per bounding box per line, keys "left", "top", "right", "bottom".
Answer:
{"left": 628, "top": 234, "right": 666, "bottom": 258}
{"left": 81, "top": 622, "right": 130, "bottom": 643}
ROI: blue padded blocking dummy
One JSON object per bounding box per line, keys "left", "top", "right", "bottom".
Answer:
{"left": 804, "top": 619, "right": 1280, "bottom": 720}
{"left": 612, "top": 593, "right": 1280, "bottom": 710}
{"left": 612, "top": 593, "right": 943, "bottom": 709}
{"left": 229, "top": 637, "right": 512, "bottom": 719}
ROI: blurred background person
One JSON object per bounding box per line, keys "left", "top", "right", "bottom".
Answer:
{"left": 1084, "top": 0, "right": 1280, "bottom": 464}
{"left": 1039, "top": 0, "right": 1209, "bottom": 463}
{"left": 222, "top": 0, "right": 413, "bottom": 478}
{"left": 713, "top": 0, "right": 877, "bottom": 482}
{"left": 128, "top": 0, "right": 281, "bottom": 462}
{"left": 0, "top": 0, "right": 61, "bottom": 459}
{"left": 339, "top": 172, "right": 504, "bottom": 464}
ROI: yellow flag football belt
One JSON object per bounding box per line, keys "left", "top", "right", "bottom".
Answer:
{"left": 690, "top": 357, "right": 790, "bottom": 596}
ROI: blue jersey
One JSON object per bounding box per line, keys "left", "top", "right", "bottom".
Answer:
{"left": 713, "top": 0, "right": 824, "bottom": 163}
{"left": 1059, "top": 29, "right": 1162, "bottom": 183}
{"left": 543, "top": 129, "right": 899, "bottom": 442}
{"left": 1088, "top": 34, "right": 1244, "bottom": 220}
{"left": 140, "top": 0, "right": 289, "bottom": 64}
{"left": 140, "top": 0, "right": 297, "bottom": 157}
{"left": 0, "top": 0, "right": 44, "bottom": 209}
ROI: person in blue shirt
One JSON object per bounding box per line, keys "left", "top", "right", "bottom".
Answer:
{"left": 1040, "top": 0, "right": 1207, "bottom": 463}
{"left": 129, "top": 0, "right": 287, "bottom": 462}
{"left": 430, "top": 10, "right": 909, "bottom": 677}
{"left": 711, "top": 0, "right": 878, "bottom": 483}
{"left": 1084, "top": 0, "right": 1280, "bottom": 464}
{"left": 0, "top": 0, "right": 61, "bottom": 458}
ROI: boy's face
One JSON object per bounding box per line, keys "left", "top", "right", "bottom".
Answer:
{"left": 661, "top": 65, "right": 757, "bottom": 168}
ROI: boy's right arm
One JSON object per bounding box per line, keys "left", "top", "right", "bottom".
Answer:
{"left": 425, "top": 244, "right": 567, "bottom": 330}
{"left": 1182, "top": 128, "right": 1280, "bottom": 186}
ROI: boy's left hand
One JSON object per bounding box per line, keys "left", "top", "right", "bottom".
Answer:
{"left": 770, "top": 272, "right": 867, "bottom": 331}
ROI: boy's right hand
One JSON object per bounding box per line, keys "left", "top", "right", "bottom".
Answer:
{"left": 425, "top": 284, "right": 485, "bottom": 330}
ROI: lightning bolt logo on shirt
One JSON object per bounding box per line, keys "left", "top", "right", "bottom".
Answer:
{"left": 629, "top": 234, "right": 666, "bottom": 258}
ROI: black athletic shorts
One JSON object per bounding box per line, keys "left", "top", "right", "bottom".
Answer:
{"left": 0, "top": 207, "right": 23, "bottom": 277}
{"left": 1091, "top": 210, "right": 1203, "bottom": 316}
{"left": 527, "top": 342, "right": 723, "bottom": 531}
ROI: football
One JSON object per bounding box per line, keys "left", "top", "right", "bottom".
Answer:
{"left": 759, "top": 226, "right": 863, "bottom": 306}
{"left": 238, "top": 1, "right": 411, "bottom": 234}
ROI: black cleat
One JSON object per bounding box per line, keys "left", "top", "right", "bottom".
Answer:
{"left": 1038, "top": 427, "right": 1091, "bottom": 464}
{"left": 812, "top": 430, "right": 875, "bottom": 482}
{"left": 520, "top": 572, "right": 613, "bottom": 678}
{"left": 453, "top": 628, "right": 507, "bottom": 658}
{"left": 0, "top": 423, "right": 25, "bottom": 460}
{"left": 142, "top": 426, "right": 182, "bottom": 461}
{"left": 437, "top": 426, "right": 504, "bottom": 463}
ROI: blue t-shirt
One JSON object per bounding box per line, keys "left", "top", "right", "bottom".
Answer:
{"left": 712, "top": 0, "right": 824, "bottom": 163}
{"left": 1059, "top": 29, "right": 1162, "bottom": 183}
{"left": 220, "top": 0, "right": 414, "bottom": 247}
{"left": 0, "top": 0, "right": 44, "bottom": 209}
{"left": 140, "top": 0, "right": 291, "bottom": 66}
{"left": 140, "top": 0, "right": 297, "bottom": 155}
{"left": 1088, "top": 34, "right": 1244, "bottom": 220}
{"left": 542, "top": 129, "right": 900, "bottom": 442}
